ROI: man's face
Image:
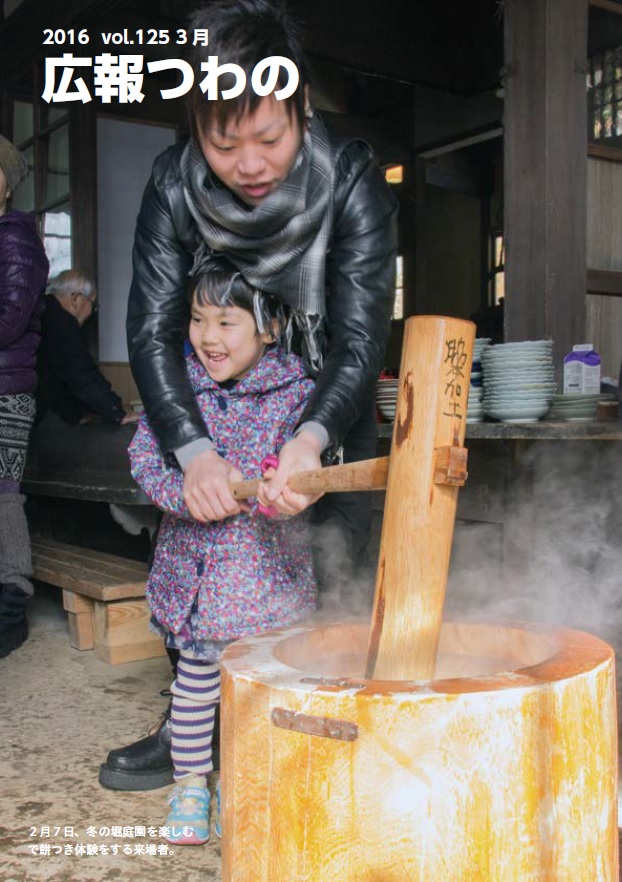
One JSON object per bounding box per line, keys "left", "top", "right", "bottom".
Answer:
{"left": 58, "top": 291, "right": 96, "bottom": 327}
{"left": 197, "top": 96, "right": 303, "bottom": 206}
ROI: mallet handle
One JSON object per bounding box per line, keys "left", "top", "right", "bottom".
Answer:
{"left": 230, "top": 456, "right": 390, "bottom": 500}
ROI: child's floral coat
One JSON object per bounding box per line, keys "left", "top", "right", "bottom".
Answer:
{"left": 128, "top": 346, "right": 317, "bottom": 643}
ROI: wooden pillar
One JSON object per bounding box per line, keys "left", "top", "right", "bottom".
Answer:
{"left": 504, "top": 0, "right": 588, "bottom": 367}
{"left": 413, "top": 155, "right": 429, "bottom": 313}
{"left": 69, "top": 99, "right": 98, "bottom": 356}
{"left": 69, "top": 101, "right": 97, "bottom": 281}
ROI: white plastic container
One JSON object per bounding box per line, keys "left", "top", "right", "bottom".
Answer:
{"left": 563, "top": 344, "right": 601, "bottom": 394}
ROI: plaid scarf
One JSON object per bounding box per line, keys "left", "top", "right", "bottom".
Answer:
{"left": 180, "top": 114, "right": 336, "bottom": 373}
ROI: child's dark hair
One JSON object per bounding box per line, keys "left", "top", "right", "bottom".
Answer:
{"left": 185, "top": 0, "right": 308, "bottom": 137}
{"left": 190, "top": 258, "right": 285, "bottom": 342}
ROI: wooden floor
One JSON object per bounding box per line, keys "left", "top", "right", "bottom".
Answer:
{"left": 1, "top": 586, "right": 222, "bottom": 882}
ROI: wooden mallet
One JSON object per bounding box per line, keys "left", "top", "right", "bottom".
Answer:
{"left": 230, "top": 314, "right": 474, "bottom": 683}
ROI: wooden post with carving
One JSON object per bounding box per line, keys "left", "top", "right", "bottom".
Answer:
{"left": 366, "top": 315, "right": 475, "bottom": 680}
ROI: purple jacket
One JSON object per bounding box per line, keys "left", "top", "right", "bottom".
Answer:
{"left": 129, "top": 347, "right": 317, "bottom": 642}
{"left": 0, "top": 211, "right": 49, "bottom": 394}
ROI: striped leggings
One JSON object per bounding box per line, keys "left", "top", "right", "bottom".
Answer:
{"left": 171, "top": 652, "right": 220, "bottom": 783}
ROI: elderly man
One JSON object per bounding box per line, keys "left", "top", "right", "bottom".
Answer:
{"left": 36, "top": 270, "right": 138, "bottom": 426}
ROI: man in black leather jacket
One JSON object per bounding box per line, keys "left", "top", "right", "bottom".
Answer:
{"left": 100, "top": 0, "right": 397, "bottom": 792}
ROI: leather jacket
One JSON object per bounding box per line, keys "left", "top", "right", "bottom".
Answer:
{"left": 127, "top": 131, "right": 398, "bottom": 455}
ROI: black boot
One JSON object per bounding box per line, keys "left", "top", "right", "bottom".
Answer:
{"left": 99, "top": 702, "right": 174, "bottom": 791}
{"left": 0, "top": 583, "right": 30, "bottom": 659}
{"left": 98, "top": 698, "right": 221, "bottom": 791}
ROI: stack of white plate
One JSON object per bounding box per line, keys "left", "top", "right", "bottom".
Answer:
{"left": 481, "top": 340, "right": 556, "bottom": 422}
{"left": 375, "top": 376, "right": 399, "bottom": 421}
{"left": 468, "top": 338, "right": 491, "bottom": 423}
{"left": 548, "top": 392, "right": 614, "bottom": 422}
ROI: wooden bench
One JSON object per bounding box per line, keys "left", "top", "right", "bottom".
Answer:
{"left": 31, "top": 537, "right": 166, "bottom": 665}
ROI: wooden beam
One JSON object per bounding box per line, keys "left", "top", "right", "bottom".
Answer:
{"left": 504, "top": 0, "right": 588, "bottom": 371}
{"left": 589, "top": 0, "right": 622, "bottom": 15}
{"left": 587, "top": 268, "right": 622, "bottom": 295}
{"left": 417, "top": 124, "right": 503, "bottom": 159}
{"left": 588, "top": 143, "right": 622, "bottom": 163}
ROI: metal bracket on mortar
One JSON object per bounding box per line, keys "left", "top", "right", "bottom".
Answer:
{"left": 271, "top": 707, "right": 358, "bottom": 741}
{"left": 300, "top": 676, "right": 368, "bottom": 690}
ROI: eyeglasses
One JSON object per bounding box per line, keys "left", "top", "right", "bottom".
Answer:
{"left": 73, "top": 291, "right": 98, "bottom": 314}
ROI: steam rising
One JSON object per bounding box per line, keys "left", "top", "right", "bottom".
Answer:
{"left": 310, "top": 518, "right": 378, "bottom": 621}
{"left": 444, "top": 442, "right": 622, "bottom": 670}
{"left": 308, "top": 443, "right": 622, "bottom": 684}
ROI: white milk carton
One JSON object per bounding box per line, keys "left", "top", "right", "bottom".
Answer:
{"left": 563, "top": 344, "right": 601, "bottom": 394}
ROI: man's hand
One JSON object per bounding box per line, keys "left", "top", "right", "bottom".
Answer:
{"left": 183, "top": 449, "right": 245, "bottom": 523}
{"left": 257, "top": 431, "right": 324, "bottom": 516}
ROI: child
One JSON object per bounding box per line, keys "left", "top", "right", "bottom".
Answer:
{"left": 128, "top": 259, "right": 317, "bottom": 845}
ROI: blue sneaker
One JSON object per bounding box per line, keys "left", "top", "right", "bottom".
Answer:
{"left": 214, "top": 781, "right": 221, "bottom": 839}
{"left": 165, "top": 778, "right": 210, "bottom": 846}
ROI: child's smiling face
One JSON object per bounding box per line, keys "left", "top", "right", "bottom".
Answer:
{"left": 189, "top": 298, "right": 274, "bottom": 382}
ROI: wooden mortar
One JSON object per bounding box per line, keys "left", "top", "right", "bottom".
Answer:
{"left": 220, "top": 621, "right": 618, "bottom": 881}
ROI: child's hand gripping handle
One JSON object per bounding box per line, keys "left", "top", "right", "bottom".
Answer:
{"left": 257, "top": 455, "right": 280, "bottom": 518}
{"left": 230, "top": 456, "right": 391, "bottom": 503}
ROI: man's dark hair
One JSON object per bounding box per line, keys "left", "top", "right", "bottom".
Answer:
{"left": 186, "top": 0, "right": 308, "bottom": 136}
